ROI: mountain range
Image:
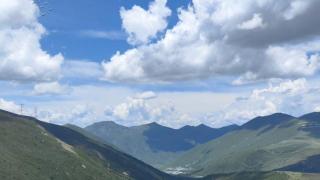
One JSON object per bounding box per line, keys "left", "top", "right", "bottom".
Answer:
{"left": 83, "top": 112, "right": 320, "bottom": 178}
{"left": 84, "top": 121, "right": 238, "bottom": 168}
{"left": 2, "top": 108, "right": 320, "bottom": 180}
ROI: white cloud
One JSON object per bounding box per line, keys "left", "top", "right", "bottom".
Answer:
{"left": 0, "top": 0, "right": 63, "bottom": 82}
{"left": 103, "top": 0, "right": 320, "bottom": 84}
{"left": 33, "top": 82, "right": 71, "bottom": 95}
{"left": 79, "top": 30, "right": 126, "bottom": 40}
{"left": 120, "top": 0, "right": 171, "bottom": 45}
{"left": 27, "top": 85, "right": 137, "bottom": 127}
{"left": 0, "top": 84, "right": 233, "bottom": 128}
{"left": 105, "top": 95, "right": 198, "bottom": 128}
{"left": 234, "top": 43, "right": 320, "bottom": 84}
{"left": 314, "top": 106, "right": 320, "bottom": 112}
{"left": 238, "top": 13, "right": 265, "bottom": 30}
{"left": 28, "top": 87, "right": 199, "bottom": 128}
{"left": 150, "top": 91, "right": 237, "bottom": 116}
{"left": 134, "top": 91, "right": 157, "bottom": 100}
{"left": 0, "top": 95, "right": 101, "bottom": 127}
{"left": 3, "top": 78, "right": 320, "bottom": 129}
{"left": 38, "top": 104, "right": 98, "bottom": 127}
{"left": 12, "top": 83, "right": 234, "bottom": 128}
{"left": 284, "top": 0, "right": 311, "bottom": 20}
{"left": 0, "top": 98, "right": 20, "bottom": 114}
{"left": 205, "top": 78, "right": 320, "bottom": 127}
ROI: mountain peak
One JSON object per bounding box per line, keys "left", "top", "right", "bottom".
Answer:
{"left": 261, "top": 112, "right": 294, "bottom": 118}
{"left": 299, "top": 112, "right": 320, "bottom": 121}
{"left": 148, "top": 122, "right": 160, "bottom": 126}
{"left": 102, "top": 121, "right": 119, "bottom": 125}
{"left": 196, "top": 124, "right": 210, "bottom": 128}
{"left": 86, "top": 121, "right": 126, "bottom": 129}
{"left": 146, "top": 122, "right": 165, "bottom": 128}
{"left": 242, "top": 113, "right": 295, "bottom": 129}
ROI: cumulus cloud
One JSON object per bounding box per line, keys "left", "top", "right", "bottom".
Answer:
{"left": 3, "top": 79, "right": 320, "bottom": 129}
{"left": 34, "top": 90, "right": 196, "bottom": 128}
{"left": 0, "top": 0, "right": 63, "bottom": 82}
{"left": 0, "top": 96, "right": 104, "bottom": 127}
{"left": 103, "top": 0, "right": 320, "bottom": 84}
{"left": 120, "top": 0, "right": 171, "bottom": 45}
{"left": 33, "top": 82, "right": 71, "bottom": 95}
{"left": 205, "top": 78, "right": 320, "bottom": 127}
{"left": 38, "top": 104, "right": 99, "bottom": 127}
{"left": 0, "top": 98, "right": 20, "bottom": 113}
{"left": 104, "top": 94, "right": 197, "bottom": 128}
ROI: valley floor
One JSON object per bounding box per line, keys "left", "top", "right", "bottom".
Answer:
{"left": 204, "top": 171, "right": 320, "bottom": 180}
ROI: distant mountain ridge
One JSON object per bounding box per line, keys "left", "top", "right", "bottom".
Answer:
{"left": 85, "top": 121, "right": 239, "bottom": 168}
{"left": 167, "top": 112, "right": 320, "bottom": 177}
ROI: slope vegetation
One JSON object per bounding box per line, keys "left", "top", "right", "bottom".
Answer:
{"left": 167, "top": 113, "right": 320, "bottom": 177}
{"left": 85, "top": 121, "right": 238, "bottom": 168}
{"left": 0, "top": 110, "right": 184, "bottom": 180}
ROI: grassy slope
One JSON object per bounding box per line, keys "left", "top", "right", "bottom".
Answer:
{"left": 0, "top": 110, "right": 184, "bottom": 180}
{"left": 0, "top": 111, "right": 124, "bottom": 180}
{"left": 168, "top": 116, "right": 320, "bottom": 177}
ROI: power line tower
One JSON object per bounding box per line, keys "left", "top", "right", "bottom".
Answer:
{"left": 20, "top": 104, "right": 24, "bottom": 115}
{"left": 34, "top": 107, "right": 38, "bottom": 118}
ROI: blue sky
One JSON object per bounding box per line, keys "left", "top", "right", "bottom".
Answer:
{"left": 1, "top": 0, "right": 320, "bottom": 128}
{"left": 38, "top": 0, "right": 191, "bottom": 61}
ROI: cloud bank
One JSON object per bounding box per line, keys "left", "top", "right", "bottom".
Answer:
{"left": 205, "top": 78, "right": 320, "bottom": 127}
{"left": 104, "top": 91, "right": 197, "bottom": 128}
{"left": 103, "top": 0, "right": 320, "bottom": 84}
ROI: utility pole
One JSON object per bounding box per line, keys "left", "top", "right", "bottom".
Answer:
{"left": 20, "top": 104, "right": 24, "bottom": 115}
{"left": 34, "top": 107, "right": 38, "bottom": 118}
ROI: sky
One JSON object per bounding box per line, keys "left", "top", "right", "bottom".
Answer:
{"left": 1, "top": 0, "right": 320, "bottom": 128}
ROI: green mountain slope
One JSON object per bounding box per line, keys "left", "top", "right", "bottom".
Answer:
{"left": 0, "top": 110, "right": 186, "bottom": 180}
{"left": 84, "top": 121, "right": 238, "bottom": 168}
{"left": 167, "top": 113, "right": 320, "bottom": 177}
